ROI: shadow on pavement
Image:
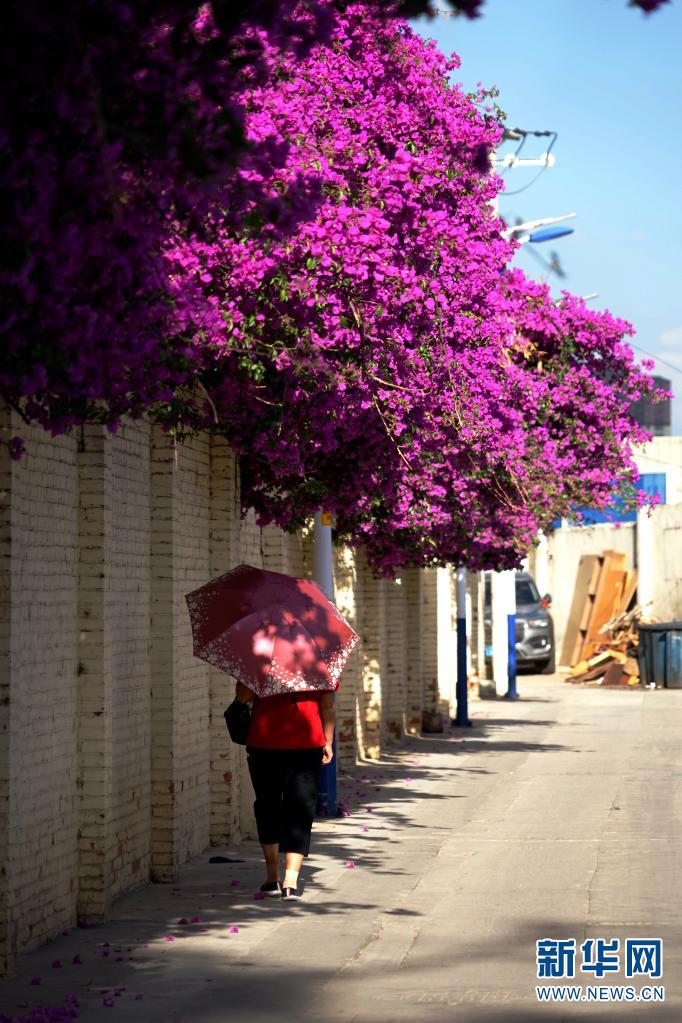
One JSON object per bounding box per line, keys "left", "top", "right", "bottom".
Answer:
{"left": 0, "top": 686, "right": 591, "bottom": 1023}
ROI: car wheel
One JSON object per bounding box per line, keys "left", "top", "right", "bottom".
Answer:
{"left": 539, "top": 650, "right": 556, "bottom": 674}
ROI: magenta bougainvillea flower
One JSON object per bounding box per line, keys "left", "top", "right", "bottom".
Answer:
{"left": 0, "top": 0, "right": 333, "bottom": 438}
{"left": 0, "top": 1, "right": 662, "bottom": 575}
{"left": 629, "top": 0, "right": 670, "bottom": 11}
{"left": 160, "top": 3, "right": 660, "bottom": 572}
{"left": 0, "top": 995, "right": 81, "bottom": 1023}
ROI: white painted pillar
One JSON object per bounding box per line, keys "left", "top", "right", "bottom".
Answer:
{"left": 313, "top": 511, "right": 336, "bottom": 815}
{"left": 313, "top": 511, "right": 334, "bottom": 599}
{"left": 437, "top": 566, "right": 455, "bottom": 713}
{"left": 491, "top": 569, "right": 516, "bottom": 696}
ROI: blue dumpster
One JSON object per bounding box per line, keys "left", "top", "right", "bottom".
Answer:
{"left": 637, "top": 622, "right": 682, "bottom": 688}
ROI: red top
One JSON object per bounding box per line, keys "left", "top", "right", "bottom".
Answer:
{"left": 246, "top": 692, "right": 326, "bottom": 749}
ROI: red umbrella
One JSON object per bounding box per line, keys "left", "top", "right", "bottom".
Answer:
{"left": 185, "top": 564, "right": 359, "bottom": 697}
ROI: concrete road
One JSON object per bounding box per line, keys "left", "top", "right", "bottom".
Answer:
{"left": 1, "top": 675, "right": 680, "bottom": 1023}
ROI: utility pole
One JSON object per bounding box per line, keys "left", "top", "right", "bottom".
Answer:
{"left": 486, "top": 128, "right": 562, "bottom": 700}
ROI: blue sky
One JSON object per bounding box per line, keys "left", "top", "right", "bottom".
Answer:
{"left": 412, "top": 0, "right": 682, "bottom": 433}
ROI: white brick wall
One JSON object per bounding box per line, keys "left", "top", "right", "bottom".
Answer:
{"left": 150, "top": 429, "right": 211, "bottom": 881}
{"left": 77, "top": 424, "right": 113, "bottom": 921}
{"left": 0, "top": 413, "right": 454, "bottom": 975}
{"left": 208, "top": 438, "right": 240, "bottom": 846}
{"left": 0, "top": 410, "right": 11, "bottom": 975}
{"left": 357, "top": 556, "right": 383, "bottom": 759}
{"left": 468, "top": 571, "right": 487, "bottom": 684}
{"left": 235, "top": 507, "right": 263, "bottom": 841}
{"left": 384, "top": 574, "right": 408, "bottom": 745}
{"left": 404, "top": 568, "right": 423, "bottom": 735}
{"left": 333, "top": 546, "right": 361, "bottom": 768}
{"left": 108, "top": 423, "right": 152, "bottom": 898}
{"left": 77, "top": 422, "right": 152, "bottom": 918}
{"left": 174, "top": 434, "right": 212, "bottom": 865}
{"left": 1, "top": 412, "right": 80, "bottom": 971}
{"left": 438, "top": 567, "right": 456, "bottom": 715}
{"left": 421, "top": 568, "right": 439, "bottom": 717}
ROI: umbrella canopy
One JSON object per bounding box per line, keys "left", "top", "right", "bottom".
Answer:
{"left": 185, "top": 564, "right": 359, "bottom": 697}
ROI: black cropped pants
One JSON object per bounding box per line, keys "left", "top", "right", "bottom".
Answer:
{"left": 246, "top": 746, "right": 324, "bottom": 856}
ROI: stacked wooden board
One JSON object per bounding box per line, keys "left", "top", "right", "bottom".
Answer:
{"left": 568, "top": 608, "right": 644, "bottom": 686}
{"left": 561, "top": 549, "right": 641, "bottom": 686}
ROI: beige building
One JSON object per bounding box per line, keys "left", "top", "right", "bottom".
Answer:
{"left": 529, "top": 435, "right": 682, "bottom": 659}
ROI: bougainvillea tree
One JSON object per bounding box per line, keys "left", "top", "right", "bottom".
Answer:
{"left": 0, "top": 0, "right": 668, "bottom": 446}
{"left": 158, "top": 3, "right": 659, "bottom": 573}
{"left": 0, "top": 0, "right": 485, "bottom": 446}
{"left": 0, "top": 0, "right": 342, "bottom": 447}
{"left": 1, "top": 1, "right": 662, "bottom": 575}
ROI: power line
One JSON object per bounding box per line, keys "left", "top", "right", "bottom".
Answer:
{"left": 499, "top": 133, "right": 527, "bottom": 176}
{"left": 501, "top": 132, "right": 558, "bottom": 196}
{"left": 628, "top": 341, "right": 682, "bottom": 380}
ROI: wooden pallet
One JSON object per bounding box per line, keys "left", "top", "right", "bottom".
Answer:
{"left": 563, "top": 550, "right": 634, "bottom": 666}
{"left": 618, "top": 570, "right": 638, "bottom": 620}
{"left": 582, "top": 551, "right": 628, "bottom": 660}
{"left": 561, "top": 554, "right": 602, "bottom": 666}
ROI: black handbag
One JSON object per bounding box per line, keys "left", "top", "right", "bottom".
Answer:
{"left": 224, "top": 698, "right": 251, "bottom": 745}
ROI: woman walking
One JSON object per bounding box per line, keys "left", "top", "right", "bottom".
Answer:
{"left": 235, "top": 681, "right": 335, "bottom": 901}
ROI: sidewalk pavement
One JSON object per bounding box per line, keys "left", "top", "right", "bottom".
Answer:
{"left": 2, "top": 674, "right": 681, "bottom": 1023}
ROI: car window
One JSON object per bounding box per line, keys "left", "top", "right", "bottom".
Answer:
{"left": 515, "top": 578, "right": 540, "bottom": 605}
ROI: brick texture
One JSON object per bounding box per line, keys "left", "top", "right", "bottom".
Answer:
{"left": 421, "top": 568, "right": 439, "bottom": 717}
{"left": 437, "top": 568, "right": 456, "bottom": 715}
{"left": 208, "top": 438, "right": 240, "bottom": 846}
{"left": 77, "top": 422, "right": 152, "bottom": 920}
{"left": 150, "top": 430, "right": 211, "bottom": 881}
{"left": 0, "top": 415, "right": 460, "bottom": 975}
{"left": 234, "top": 506, "right": 263, "bottom": 841}
{"left": 356, "top": 556, "right": 383, "bottom": 759}
{"left": 468, "top": 571, "right": 487, "bottom": 684}
{"left": 107, "top": 423, "right": 152, "bottom": 901}
{"left": 0, "top": 413, "right": 80, "bottom": 970}
{"left": 333, "top": 546, "right": 361, "bottom": 769}
{"left": 0, "top": 409, "right": 13, "bottom": 974}
{"left": 403, "top": 568, "right": 423, "bottom": 735}
{"left": 384, "top": 574, "right": 407, "bottom": 745}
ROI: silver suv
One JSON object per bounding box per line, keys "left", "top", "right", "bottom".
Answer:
{"left": 514, "top": 572, "right": 555, "bottom": 674}
{"left": 484, "top": 571, "right": 555, "bottom": 674}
